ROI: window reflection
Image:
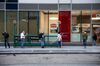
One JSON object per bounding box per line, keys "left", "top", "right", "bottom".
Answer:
{"left": 19, "top": 11, "right": 39, "bottom": 35}
{"left": 19, "top": 12, "right": 28, "bottom": 34}
{"left": 0, "top": 11, "right": 4, "bottom": 42}
{"left": 6, "top": 11, "right": 17, "bottom": 41}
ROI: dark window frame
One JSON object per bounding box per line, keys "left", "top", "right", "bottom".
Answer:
{"left": 6, "top": 3, "right": 18, "bottom": 9}
{"left": 6, "top": 0, "right": 18, "bottom": 2}
{"left": 0, "top": 0, "right": 5, "bottom": 2}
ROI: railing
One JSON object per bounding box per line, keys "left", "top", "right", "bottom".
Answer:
{"left": 14, "top": 34, "right": 58, "bottom": 47}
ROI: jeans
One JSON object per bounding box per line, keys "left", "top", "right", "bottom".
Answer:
{"left": 93, "top": 40, "right": 96, "bottom": 46}
{"left": 58, "top": 41, "right": 61, "bottom": 47}
{"left": 21, "top": 38, "right": 25, "bottom": 48}
{"left": 83, "top": 39, "right": 87, "bottom": 48}
{"left": 4, "top": 38, "right": 10, "bottom": 48}
{"left": 39, "top": 39, "right": 44, "bottom": 48}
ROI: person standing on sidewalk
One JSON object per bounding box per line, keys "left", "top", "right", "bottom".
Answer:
{"left": 92, "top": 32, "right": 97, "bottom": 46}
{"left": 39, "top": 32, "right": 45, "bottom": 48}
{"left": 2, "top": 32, "right": 10, "bottom": 48}
{"left": 57, "top": 32, "right": 62, "bottom": 48}
{"left": 20, "top": 31, "right": 26, "bottom": 48}
{"left": 82, "top": 31, "right": 88, "bottom": 48}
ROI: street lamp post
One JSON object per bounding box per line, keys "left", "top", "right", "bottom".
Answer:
{"left": 58, "top": 21, "right": 61, "bottom": 32}
{"left": 13, "top": 20, "right": 17, "bottom": 46}
{"left": 13, "top": 20, "right": 17, "bottom": 35}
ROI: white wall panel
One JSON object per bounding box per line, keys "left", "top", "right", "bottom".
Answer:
{"left": 59, "top": 0, "right": 71, "bottom": 3}
{"left": 19, "top": 0, "right": 39, "bottom": 3}
{"left": 38, "top": 0, "right": 58, "bottom": 3}
{"left": 19, "top": 0, "right": 58, "bottom": 3}
{"left": 72, "top": 0, "right": 93, "bottom": 3}
{"left": 19, "top": 0, "right": 100, "bottom": 4}
{"left": 72, "top": 0, "right": 100, "bottom": 3}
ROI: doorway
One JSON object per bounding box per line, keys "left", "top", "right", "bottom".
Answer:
{"left": 40, "top": 11, "right": 71, "bottom": 42}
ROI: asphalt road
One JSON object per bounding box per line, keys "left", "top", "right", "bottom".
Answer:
{"left": 0, "top": 54, "right": 100, "bottom": 66}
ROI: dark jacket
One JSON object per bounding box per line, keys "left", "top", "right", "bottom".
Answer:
{"left": 92, "top": 34, "right": 97, "bottom": 41}
{"left": 2, "top": 32, "right": 9, "bottom": 39}
{"left": 39, "top": 33, "right": 44, "bottom": 39}
{"left": 82, "top": 34, "right": 88, "bottom": 40}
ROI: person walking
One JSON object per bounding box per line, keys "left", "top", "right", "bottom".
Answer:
{"left": 57, "top": 32, "right": 62, "bottom": 48}
{"left": 92, "top": 32, "right": 97, "bottom": 46}
{"left": 39, "top": 32, "right": 45, "bottom": 48}
{"left": 82, "top": 31, "right": 88, "bottom": 48}
{"left": 2, "top": 32, "right": 10, "bottom": 48}
{"left": 20, "top": 31, "right": 25, "bottom": 48}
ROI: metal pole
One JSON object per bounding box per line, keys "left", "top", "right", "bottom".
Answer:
{"left": 80, "top": 10, "right": 83, "bottom": 43}
{"left": 28, "top": 11, "right": 29, "bottom": 34}
{"left": 90, "top": 4, "right": 93, "bottom": 43}
{"left": 17, "top": 1, "right": 19, "bottom": 34}
{"left": 48, "top": 11, "right": 49, "bottom": 43}
{"left": 58, "top": 0, "right": 59, "bottom": 33}
{"left": 13, "top": 20, "right": 17, "bottom": 35}
{"left": 4, "top": 1, "right": 6, "bottom": 32}
{"left": 70, "top": 0, "right": 72, "bottom": 42}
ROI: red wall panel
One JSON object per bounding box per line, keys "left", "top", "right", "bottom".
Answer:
{"left": 59, "top": 11, "right": 70, "bottom": 42}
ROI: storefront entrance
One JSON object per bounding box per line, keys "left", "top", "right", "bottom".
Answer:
{"left": 40, "top": 11, "right": 71, "bottom": 42}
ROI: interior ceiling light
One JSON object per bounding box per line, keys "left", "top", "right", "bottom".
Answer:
{"left": 91, "top": 17, "right": 100, "bottom": 20}
{"left": 49, "top": 17, "right": 58, "bottom": 20}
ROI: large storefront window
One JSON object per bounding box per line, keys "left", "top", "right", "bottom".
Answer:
{"left": 82, "top": 10, "right": 91, "bottom": 41}
{"left": 92, "top": 10, "right": 100, "bottom": 44}
{"left": 6, "top": 11, "right": 17, "bottom": 41}
{"left": 71, "top": 10, "right": 81, "bottom": 42}
{"left": 29, "top": 11, "right": 39, "bottom": 34}
{"left": 0, "top": 11, "right": 4, "bottom": 42}
{"left": 71, "top": 10, "right": 91, "bottom": 42}
{"left": 40, "top": 11, "right": 58, "bottom": 42}
{"left": 19, "top": 11, "right": 39, "bottom": 35}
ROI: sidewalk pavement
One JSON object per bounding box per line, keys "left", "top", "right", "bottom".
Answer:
{"left": 0, "top": 46, "right": 100, "bottom": 54}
